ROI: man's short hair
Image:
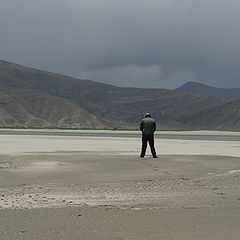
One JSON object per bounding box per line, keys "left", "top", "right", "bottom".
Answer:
{"left": 145, "top": 113, "right": 151, "bottom": 118}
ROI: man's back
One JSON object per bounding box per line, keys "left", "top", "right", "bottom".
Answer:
{"left": 140, "top": 117, "right": 156, "bottom": 135}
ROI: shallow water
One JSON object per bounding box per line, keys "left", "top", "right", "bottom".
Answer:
{"left": 0, "top": 130, "right": 240, "bottom": 141}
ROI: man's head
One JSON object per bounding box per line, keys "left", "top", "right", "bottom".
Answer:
{"left": 145, "top": 113, "right": 151, "bottom": 118}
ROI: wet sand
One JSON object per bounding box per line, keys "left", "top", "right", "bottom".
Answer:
{"left": 1, "top": 131, "right": 240, "bottom": 239}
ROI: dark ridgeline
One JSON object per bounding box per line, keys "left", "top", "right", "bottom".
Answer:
{"left": 0, "top": 59, "right": 239, "bottom": 130}
{"left": 176, "top": 81, "right": 240, "bottom": 99}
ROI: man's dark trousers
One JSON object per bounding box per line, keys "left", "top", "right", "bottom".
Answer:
{"left": 140, "top": 134, "right": 156, "bottom": 157}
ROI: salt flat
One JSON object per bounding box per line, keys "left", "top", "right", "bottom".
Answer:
{"left": 0, "top": 130, "right": 240, "bottom": 239}
{"left": 1, "top": 130, "right": 240, "bottom": 156}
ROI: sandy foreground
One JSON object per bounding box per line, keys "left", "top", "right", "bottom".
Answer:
{"left": 1, "top": 131, "right": 240, "bottom": 239}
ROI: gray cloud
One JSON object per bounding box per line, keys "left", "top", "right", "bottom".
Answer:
{"left": 0, "top": 0, "right": 240, "bottom": 88}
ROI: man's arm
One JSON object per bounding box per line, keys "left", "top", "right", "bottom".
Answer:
{"left": 140, "top": 120, "right": 143, "bottom": 132}
{"left": 153, "top": 121, "right": 156, "bottom": 132}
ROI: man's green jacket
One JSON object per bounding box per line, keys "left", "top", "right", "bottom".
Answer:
{"left": 140, "top": 117, "right": 156, "bottom": 135}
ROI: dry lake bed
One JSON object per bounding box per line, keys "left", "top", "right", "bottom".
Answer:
{"left": 0, "top": 130, "right": 240, "bottom": 240}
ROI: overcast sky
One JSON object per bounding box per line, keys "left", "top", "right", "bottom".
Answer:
{"left": 1, "top": 0, "right": 240, "bottom": 89}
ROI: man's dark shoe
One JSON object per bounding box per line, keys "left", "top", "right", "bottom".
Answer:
{"left": 153, "top": 155, "right": 158, "bottom": 158}
{"left": 140, "top": 155, "right": 144, "bottom": 158}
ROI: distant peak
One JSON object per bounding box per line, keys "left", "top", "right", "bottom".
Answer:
{"left": 177, "top": 81, "right": 212, "bottom": 89}
{"left": 176, "top": 81, "right": 240, "bottom": 99}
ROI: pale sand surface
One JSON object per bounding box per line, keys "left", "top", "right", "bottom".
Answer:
{"left": 1, "top": 132, "right": 240, "bottom": 239}
{"left": 1, "top": 133, "right": 240, "bottom": 157}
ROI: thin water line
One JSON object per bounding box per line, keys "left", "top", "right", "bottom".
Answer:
{"left": 0, "top": 131, "right": 240, "bottom": 141}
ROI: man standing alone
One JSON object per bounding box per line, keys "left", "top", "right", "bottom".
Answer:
{"left": 140, "top": 113, "right": 158, "bottom": 158}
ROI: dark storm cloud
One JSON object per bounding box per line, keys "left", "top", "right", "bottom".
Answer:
{"left": 0, "top": 0, "right": 240, "bottom": 88}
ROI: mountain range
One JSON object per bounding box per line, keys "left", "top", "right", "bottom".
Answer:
{"left": 0, "top": 60, "right": 239, "bottom": 130}
{"left": 176, "top": 81, "right": 240, "bottom": 99}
